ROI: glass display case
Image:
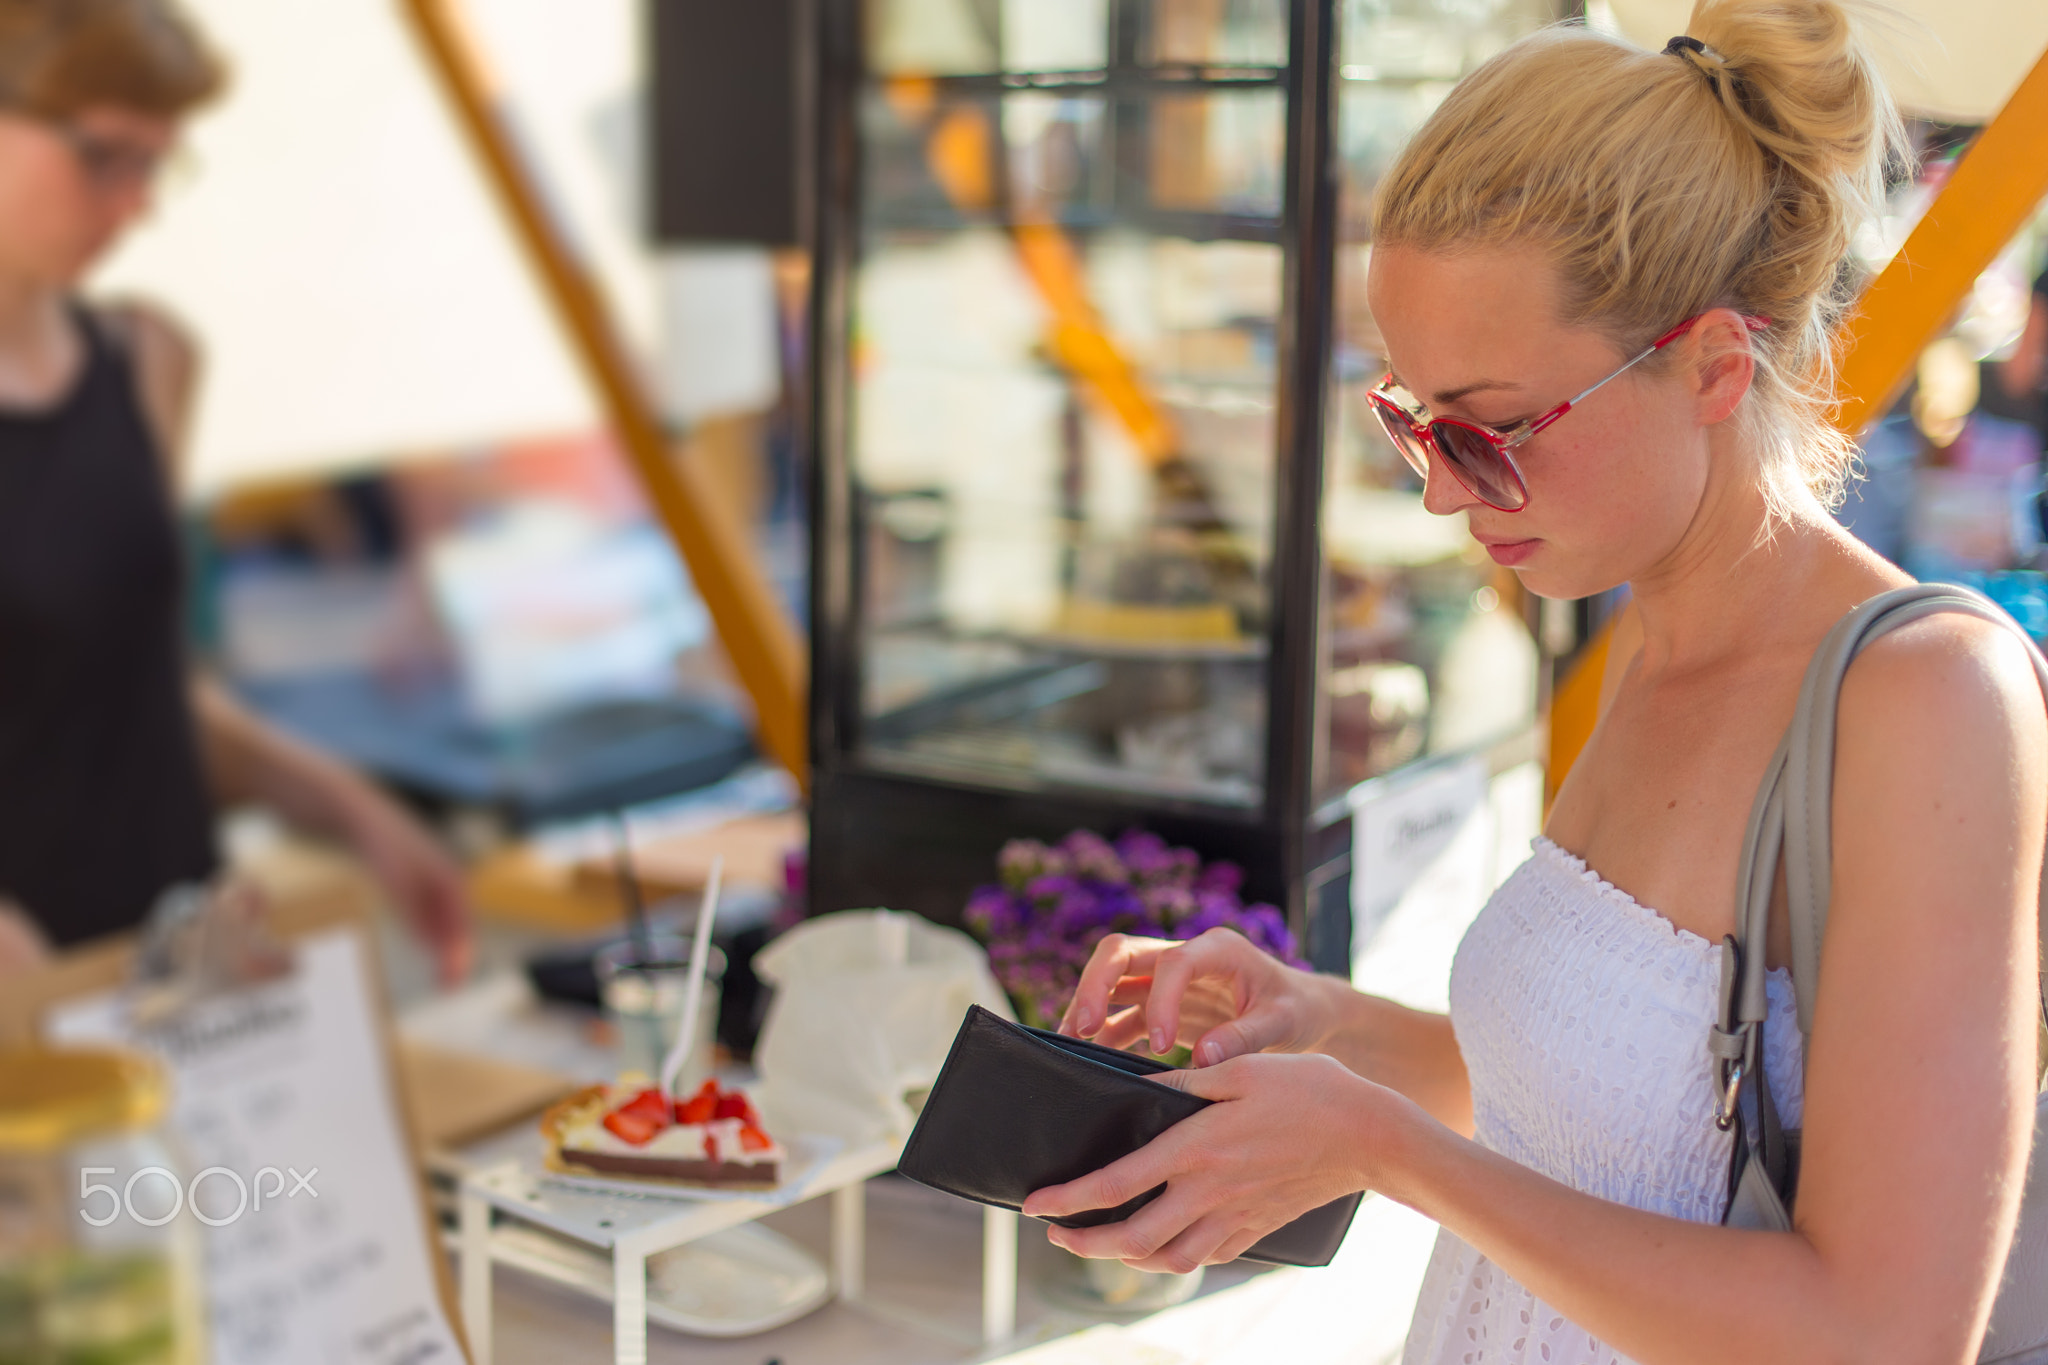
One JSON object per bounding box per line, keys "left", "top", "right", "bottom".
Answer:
{"left": 807, "top": 0, "right": 1551, "bottom": 966}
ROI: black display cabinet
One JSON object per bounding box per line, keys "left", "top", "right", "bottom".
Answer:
{"left": 806, "top": 0, "right": 1550, "bottom": 970}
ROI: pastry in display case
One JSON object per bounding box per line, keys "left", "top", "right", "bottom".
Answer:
{"left": 807, "top": 0, "right": 1552, "bottom": 967}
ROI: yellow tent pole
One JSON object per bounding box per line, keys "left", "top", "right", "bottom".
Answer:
{"left": 1834, "top": 45, "right": 2048, "bottom": 436}
{"left": 1545, "top": 618, "right": 1612, "bottom": 808}
{"left": 399, "top": 0, "right": 810, "bottom": 788}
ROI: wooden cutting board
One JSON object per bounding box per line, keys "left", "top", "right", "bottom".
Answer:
{"left": 396, "top": 1039, "right": 581, "bottom": 1152}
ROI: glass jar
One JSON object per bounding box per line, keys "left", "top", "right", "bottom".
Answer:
{"left": 593, "top": 934, "right": 727, "bottom": 1091}
{"left": 0, "top": 1046, "right": 203, "bottom": 1365}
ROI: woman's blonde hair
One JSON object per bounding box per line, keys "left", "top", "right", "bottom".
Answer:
{"left": 0, "top": 0, "right": 223, "bottom": 121}
{"left": 1374, "top": 0, "right": 1908, "bottom": 513}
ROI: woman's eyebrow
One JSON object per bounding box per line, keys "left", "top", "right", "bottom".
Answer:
{"left": 1432, "top": 378, "right": 1523, "bottom": 406}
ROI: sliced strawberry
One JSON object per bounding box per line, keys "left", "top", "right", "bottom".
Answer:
{"left": 703, "top": 1132, "right": 720, "bottom": 1163}
{"left": 674, "top": 1079, "right": 720, "bottom": 1124}
{"left": 712, "top": 1092, "right": 754, "bottom": 1122}
{"left": 737, "top": 1122, "right": 773, "bottom": 1153}
{"left": 602, "top": 1108, "right": 663, "bottom": 1146}
{"left": 617, "top": 1088, "right": 671, "bottom": 1127}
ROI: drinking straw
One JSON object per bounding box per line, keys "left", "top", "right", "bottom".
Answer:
{"left": 660, "top": 855, "right": 723, "bottom": 1100}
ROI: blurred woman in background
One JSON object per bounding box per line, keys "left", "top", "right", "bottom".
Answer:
{"left": 0, "top": 0, "right": 470, "bottom": 980}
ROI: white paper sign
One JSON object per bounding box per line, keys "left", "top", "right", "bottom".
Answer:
{"left": 49, "top": 929, "right": 466, "bottom": 1365}
{"left": 1350, "top": 757, "right": 1490, "bottom": 947}
{"left": 1348, "top": 759, "right": 1545, "bottom": 1012}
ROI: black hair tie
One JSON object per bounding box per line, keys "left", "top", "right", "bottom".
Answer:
{"left": 1663, "top": 34, "right": 1723, "bottom": 92}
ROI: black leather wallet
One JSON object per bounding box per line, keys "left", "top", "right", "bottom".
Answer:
{"left": 898, "top": 1004, "right": 1362, "bottom": 1268}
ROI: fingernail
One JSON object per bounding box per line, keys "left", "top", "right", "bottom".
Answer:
{"left": 1077, "top": 1007, "right": 1095, "bottom": 1035}
{"left": 1199, "top": 1041, "right": 1222, "bottom": 1066}
{"left": 1151, "top": 1029, "right": 1168, "bottom": 1054}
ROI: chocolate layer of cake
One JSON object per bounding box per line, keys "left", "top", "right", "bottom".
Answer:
{"left": 555, "top": 1148, "right": 781, "bottom": 1187}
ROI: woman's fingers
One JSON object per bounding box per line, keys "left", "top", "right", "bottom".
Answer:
{"left": 1191, "top": 1008, "right": 1290, "bottom": 1067}
{"left": 1036, "top": 1056, "right": 1374, "bottom": 1278}
{"left": 1046, "top": 1195, "right": 1258, "bottom": 1275}
{"left": 1091, "top": 1003, "right": 1151, "bottom": 1052}
{"left": 1043, "top": 1182, "right": 1205, "bottom": 1266}
{"left": 1209, "top": 1224, "right": 1268, "bottom": 1266}
{"left": 1142, "top": 928, "right": 1259, "bottom": 1056}
{"left": 1106, "top": 976, "right": 1157, "bottom": 1009}
{"left": 1060, "top": 934, "right": 1171, "bottom": 1037}
{"left": 1023, "top": 1123, "right": 1187, "bottom": 1222}
{"left": 1118, "top": 1210, "right": 1252, "bottom": 1275}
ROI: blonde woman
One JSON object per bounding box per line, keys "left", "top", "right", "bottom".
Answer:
{"left": 0, "top": 0, "right": 471, "bottom": 981}
{"left": 1031, "top": 3, "right": 2047, "bottom": 1361}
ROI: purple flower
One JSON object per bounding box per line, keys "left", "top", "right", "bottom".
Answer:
{"left": 1025, "top": 874, "right": 1081, "bottom": 911}
{"left": 1062, "top": 829, "right": 1128, "bottom": 885}
{"left": 1139, "top": 882, "right": 1196, "bottom": 929}
{"left": 999, "top": 839, "right": 1070, "bottom": 889}
{"left": 962, "top": 827, "right": 1307, "bottom": 1025}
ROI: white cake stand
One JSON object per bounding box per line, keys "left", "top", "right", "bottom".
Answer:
{"left": 455, "top": 1135, "right": 1020, "bottom": 1365}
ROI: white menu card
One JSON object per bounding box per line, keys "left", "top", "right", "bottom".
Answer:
{"left": 49, "top": 928, "right": 467, "bottom": 1365}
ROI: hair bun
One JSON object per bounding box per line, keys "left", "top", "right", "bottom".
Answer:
{"left": 1685, "top": 0, "right": 1901, "bottom": 196}
{"left": 1373, "top": 0, "right": 1909, "bottom": 514}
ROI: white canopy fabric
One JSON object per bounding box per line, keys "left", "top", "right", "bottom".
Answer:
{"left": 1604, "top": 0, "right": 2048, "bottom": 124}
{"left": 93, "top": 0, "right": 644, "bottom": 497}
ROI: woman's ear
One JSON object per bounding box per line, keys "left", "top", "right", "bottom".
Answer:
{"left": 1688, "top": 308, "right": 1757, "bottom": 426}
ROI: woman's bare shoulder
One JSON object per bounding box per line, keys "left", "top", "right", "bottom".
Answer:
{"left": 1837, "top": 610, "right": 2048, "bottom": 850}
{"left": 93, "top": 297, "right": 201, "bottom": 480}
{"left": 1843, "top": 610, "right": 2043, "bottom": 726}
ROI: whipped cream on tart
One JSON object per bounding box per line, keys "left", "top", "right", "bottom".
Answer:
{"left": 542, "top": 1078, "right": 784, "bottom": 1187}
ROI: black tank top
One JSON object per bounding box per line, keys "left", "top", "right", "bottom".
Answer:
{"left": 0, "top": 308, "right": 218, "bottom": 946}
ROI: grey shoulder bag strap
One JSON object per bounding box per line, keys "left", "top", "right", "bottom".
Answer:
{"left": 1712, "top": 582, "right": 2048, "bottom": 1364}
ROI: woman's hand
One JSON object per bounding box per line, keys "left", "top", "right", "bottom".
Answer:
{"left": 1059, "top": 927, "right": 1335, "bottom": 1066}
{"left": 192, "top": 677, "right": 475, "bottom": 988}
{"left": 338, "top": 784, "right": 474, "bottom": 988}
{"left": 0, "top": 896, "right": 49, "bottom": 976}
{"left": 1022, "top": 1052, "right": 1403, "bottom": 1271}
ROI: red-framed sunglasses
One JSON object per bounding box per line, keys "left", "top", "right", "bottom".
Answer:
{"left": 1367, "top": 312, "right": 1770, "bottom": 513}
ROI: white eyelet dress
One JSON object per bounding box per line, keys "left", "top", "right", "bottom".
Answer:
{"left": 1401, "top": 838, "right": 1805, "bottom": 1365}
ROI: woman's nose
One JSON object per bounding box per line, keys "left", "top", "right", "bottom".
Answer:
{"left": 1420, "top": 446, "right": 1485, "bottom": 517}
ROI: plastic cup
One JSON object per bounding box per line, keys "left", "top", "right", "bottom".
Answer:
{"left": 593, "top": 933, "right": 725, "bottom": 1091}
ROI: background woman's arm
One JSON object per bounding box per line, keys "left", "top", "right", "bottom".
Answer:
{"left": 0, "top": 897, "right": 48, "bottom": 975}
{"left": 116, "top": 300, "right": 474, "bottom": 984}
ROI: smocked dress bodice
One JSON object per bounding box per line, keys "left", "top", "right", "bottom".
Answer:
{"left": 1402, "top": 838, "right": 1804, "bottom": 1365}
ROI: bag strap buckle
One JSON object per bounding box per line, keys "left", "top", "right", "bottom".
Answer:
{"left": 1708, "top": 1019, "right": 1749, "bottom": 1132}
{"left": 1715, "top": 1058, "right": 1745, "bottom": 1131}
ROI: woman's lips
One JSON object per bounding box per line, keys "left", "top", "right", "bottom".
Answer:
{"left": 1477, "top": 537, "right": 1539, "bottom": 567}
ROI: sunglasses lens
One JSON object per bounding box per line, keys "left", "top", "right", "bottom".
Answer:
{"left": 1432, "top": 422, "right": 1528, "bottom": 512}
{"left": 1370, "top": 402, "right": 1432, "bottom": 481}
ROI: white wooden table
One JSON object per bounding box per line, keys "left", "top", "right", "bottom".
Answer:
{"left": 456, "top": 1138, "right": 1020, "bottom": 1365}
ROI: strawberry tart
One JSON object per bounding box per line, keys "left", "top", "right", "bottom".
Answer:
{"left": 542, "top": 1078, "right": 784, "bottom": 1187}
